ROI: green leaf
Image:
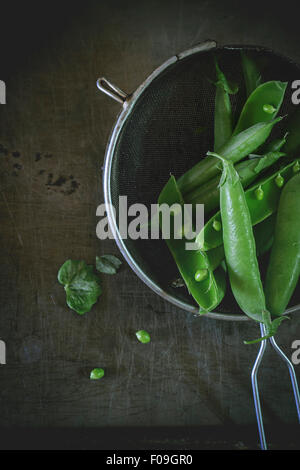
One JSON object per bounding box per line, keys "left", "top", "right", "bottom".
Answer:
{"left": 57, "top": 259, "right": 102, "bottom": 314}
{"left": 90, "top": 368, "right": 105, "bottom": 380}
{"left": 96, "top": 254, "right": 122, "bottom": 275}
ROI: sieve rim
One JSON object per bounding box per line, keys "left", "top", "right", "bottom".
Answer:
{"left": 101, "top": 40, "right": 300, "bottom": 321}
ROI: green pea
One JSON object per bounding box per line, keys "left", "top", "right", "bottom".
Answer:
{"left": 275, "top": 174, "right": 284, "bottom": 188}
{"left": 293, "top": 161, "right": 300, "bottom": 173}
{"left": 194, "top": 269, "right": 209, "bottom": 282}
{"left": 90, "top": 368, "right": 105, "bottom": 380}
{"left": 255, "top": 186, "right": 264, "bottom": 200}
{"left": 136, "top": 330, "right": 151, "bottom": 344}
{"left": 263, "top": 104, "right": 276, "bottom": 114}
{"left": 213, "top": 220, "right": 222, "bottom": 231}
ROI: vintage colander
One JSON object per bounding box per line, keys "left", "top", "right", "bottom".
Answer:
{"left": 97, "top": 40, "right": 300, "bottom": 449}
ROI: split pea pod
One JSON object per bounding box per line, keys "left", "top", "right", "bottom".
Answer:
{"left": 158, "top": 175, "right": 226, "bottom": 312}
{"left": 177, "top": 117, "right": 283, "bottom": 195}
{"left": 265, "top": 172, "right": 300, "bottom": 316}
{"left": 197, "top": 159, "right": 299, "bottom": 251}
{"left": 184, "top": 149, "right": 285, "bottom": 214}
{"left": 233, "top": 81, "right": 287, "bottom": 136}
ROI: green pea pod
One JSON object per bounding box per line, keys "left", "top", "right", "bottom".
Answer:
{"left": 213, "top": 59, "right": 238, "bottom": 151}
{"left": 207, "top": 152, "right": 287, "bottom": 342}
{"left": 197, "top": 159, "right": 299, "bottom": 251}
{"left": 233, "top": 81, "right": 287, "bottom": 136}
{"left": 158, "top": 175, "right": 226, "bottom": 312}
{"left": 241, "top": 51, "right": 262, "bottom": 97}
{"left": 206, "top": 214, "right": 276, "bottom": 272}
{"left": 265, "top": 173, "right": 300, "bottom": 316}
{"left": 184, "top": 150, "right": 285, "bottom": 214}
{"left": 177, "top": 117, "right": 282, "bottom": 195}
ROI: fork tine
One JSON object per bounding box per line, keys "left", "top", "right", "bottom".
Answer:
{"left": 251, "top": 323, "right": 268, "bottom": 450}
{"left": 269, "top": 334, "right": 300, "bottom": 422}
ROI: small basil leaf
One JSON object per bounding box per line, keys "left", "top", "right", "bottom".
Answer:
{"left": 58, "top": 259, "right": 86, "bottom": 286}
{"left": 96, "top": 254, "right": 122, "bottom": 275}
{"left": 58, "top": 260, "right": 102, "bottom": 314}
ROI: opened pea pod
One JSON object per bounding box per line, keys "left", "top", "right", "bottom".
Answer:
{"left": 157, "top": 176, "right": 277, "bottom": 313}
{"left": 184, "top": 146, "right": 286, "bottom": 215}
{"left": 232, "top": 80, "right": 287, "bottom": 135}
{"left": 197, "top": 159, "right": 300, "bottom": 251}
{"left": 158, "top": 175, "right": 226, "bottom": 312}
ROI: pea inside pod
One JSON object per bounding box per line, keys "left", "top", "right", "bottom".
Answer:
{"left": 233, "top": 81, "right": 287, "bottom": 136}
{"left": 263, "top": 104, "right": 277, "bottom": 114}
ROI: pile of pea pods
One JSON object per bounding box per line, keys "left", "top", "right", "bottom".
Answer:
{"left": 158, "top": 52, "right": 300, "bottom": 344}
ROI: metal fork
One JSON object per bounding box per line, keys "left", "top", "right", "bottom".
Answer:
{"left": 251, "top": 322, "right": 300, "bottom": 450}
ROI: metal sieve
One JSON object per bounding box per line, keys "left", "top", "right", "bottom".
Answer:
{"left": 97, "top": 40, "right": 300, "bottom": 321}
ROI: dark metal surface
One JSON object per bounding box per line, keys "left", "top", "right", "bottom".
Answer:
{"left": 0, "top": 0, "right": 300, "bottom": 449}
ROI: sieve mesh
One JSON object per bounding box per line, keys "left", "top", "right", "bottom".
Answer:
{"left": 107, "top": 45, "right": 300, "bottom": 316}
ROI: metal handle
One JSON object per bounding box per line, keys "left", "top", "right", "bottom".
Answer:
{"left": 96, "top": 77, "right": 129, "bottom": 105}
{"left": 251, "top": 323, "right": 300, "bottom": 450}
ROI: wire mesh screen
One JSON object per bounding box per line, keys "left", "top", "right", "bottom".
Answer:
{"left": 108, "top": 46, "right": 300, "bottom": 316}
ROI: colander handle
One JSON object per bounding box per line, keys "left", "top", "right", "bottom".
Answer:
{"left": 96, "top": 77, "right": 129, "bottom": 105}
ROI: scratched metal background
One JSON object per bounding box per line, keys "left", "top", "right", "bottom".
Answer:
{"left": 0, "top": 0, "right": 300, "bottom": 450}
